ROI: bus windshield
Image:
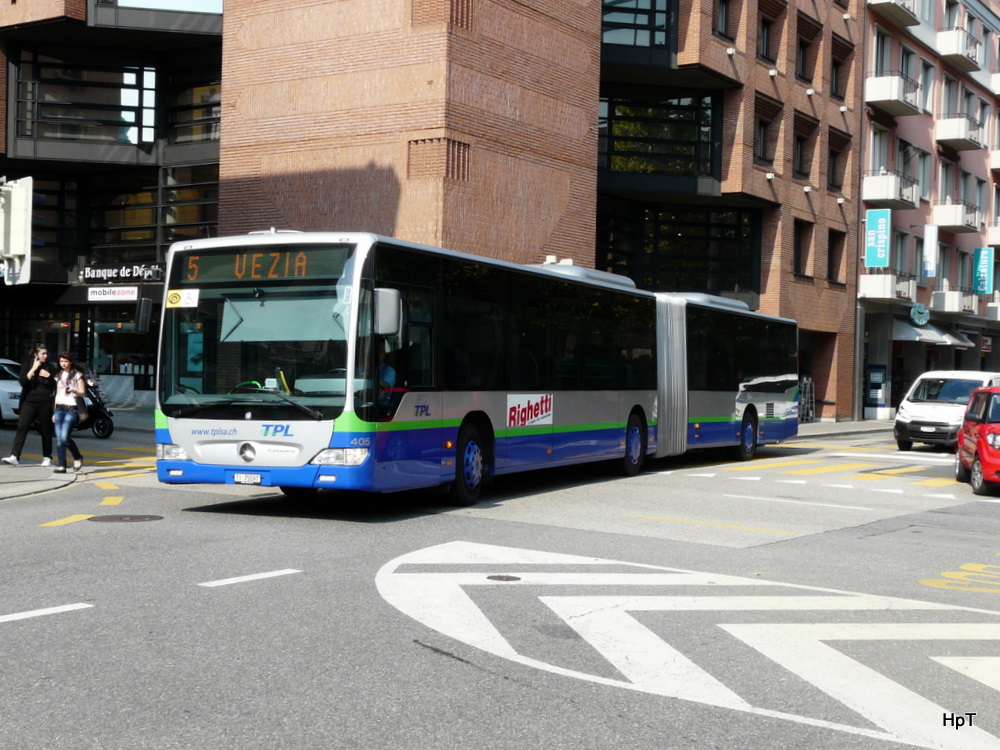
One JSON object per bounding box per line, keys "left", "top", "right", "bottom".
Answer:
{"left": 158, "top": 242, "right": 357, "bottom": 420}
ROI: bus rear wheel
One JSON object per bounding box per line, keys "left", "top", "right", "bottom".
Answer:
{"left": 450, "top": 424, "right": 486, "bottom": 506}
{"left": 620, "top": 413, "right": 646, "bottom": 476}
{"left": 732, "top": 414, "right": 758, "bottom": 461}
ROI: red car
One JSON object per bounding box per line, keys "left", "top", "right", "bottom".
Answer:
{"left": 955, "top": 385, "right": 1000, "bottom": 495}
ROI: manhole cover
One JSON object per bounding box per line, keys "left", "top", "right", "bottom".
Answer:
{"left": 86, "top": 515, "right": 163, "bottom": 523}
{"left": 486, "top": 575, "right": 521, "bottom": 582}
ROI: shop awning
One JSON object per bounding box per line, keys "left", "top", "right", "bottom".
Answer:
{"left": 892, "top": 318, "right": 949, "bottom": 344}
{"left": 940, "top": 328, "right": 976, "bottom": 347}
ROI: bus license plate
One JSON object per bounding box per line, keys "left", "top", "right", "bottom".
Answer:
{"left": 234, "top": 473, "right": 262, "bottom": 485}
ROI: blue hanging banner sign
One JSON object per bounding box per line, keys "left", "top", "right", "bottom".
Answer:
{"left": 974, "top": 247, "right": 994, "bottom": 295}
{"left": 864, "top": 209, "right": 891, "bottom": 268}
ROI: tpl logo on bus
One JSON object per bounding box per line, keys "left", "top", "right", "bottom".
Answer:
{"left": 261, "top": 424, "right": 295, "bottom": 438}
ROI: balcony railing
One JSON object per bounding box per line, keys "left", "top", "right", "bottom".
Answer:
{"left": 933, "top": 199, "right": 979, "bottom": 232}
{"left": 935, "top": 113, "right": 984, "bottom": 150}
{"left": 868, "top": 0, "right": 919, "bottom": 26}
{"left": 938, "top": 27, "right": 981, "bottom": 72}
{"left": 859, "top": 269, "right": 917, "bottom": 301}
{"left": 862, "top": 169, "right": 918, "bottom": 208}
{"left": 864, "top": 71, "right": 921, "bottom": 116}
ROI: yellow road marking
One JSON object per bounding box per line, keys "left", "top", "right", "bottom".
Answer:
{"left": 848, "top": 466, "right": 930, "bottom": 480}
{"left": 94, "top": 481, "right": 119, "bottom": 490}
{"left": 912, "top": 477, "right": 959, "bottom": 487}
{"left": 79, "top": 450, "right": 154, "bottom": 459}
{"left": 784, "top": 462, "right": 877, "bottom": 476}
{"left": 721, "top": 459, "right": 821, "bottom": 471}
{"left": 100, "top": 496, "right": 124, "bottom": 506}
{"left": 39, "top": 515, "right": 93, "bottom": 527}
{"left": 87, "top": 470, "right": 151, "bottom": 479}
{"left": 628, "top": 514, "right": 795, "bottom": 535}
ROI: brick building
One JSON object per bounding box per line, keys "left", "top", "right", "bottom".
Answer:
{"left": 0, "top": 0, "right": 860, "bottom": 420}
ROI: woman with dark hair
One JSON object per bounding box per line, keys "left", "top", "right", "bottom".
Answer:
{"left": 52, "top": 351, "right": 85, "bottom": 474}
{"left": 2, "top": 343, "right": 56, "bottom": 467}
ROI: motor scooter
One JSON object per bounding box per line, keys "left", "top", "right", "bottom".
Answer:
{"left": 77, "top": 374, "right": 114, "bottom": 438}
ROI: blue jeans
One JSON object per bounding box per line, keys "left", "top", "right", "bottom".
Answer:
{"left": 53, "top": 407, "right": 82, "bottom": 468}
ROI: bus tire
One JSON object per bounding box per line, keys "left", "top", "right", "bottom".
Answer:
{"left": 450, "top": 424, "right": 486, "bottom": 506}
{"left": 733, "top": 413, "right": 757, "bottom": 461}
{"left": 620, "top": 413, "right": 646, "bottom": 476}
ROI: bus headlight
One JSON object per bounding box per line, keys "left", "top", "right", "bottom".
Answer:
{"left": 156, "top": 443, "right": 190, "bottom": 461}
{"left": 312, "top": 448, "right": 369, "bottom": 466}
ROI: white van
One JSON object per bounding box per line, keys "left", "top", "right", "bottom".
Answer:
{"left": 894, "top": 370, "right": 1000, "bottom": 451}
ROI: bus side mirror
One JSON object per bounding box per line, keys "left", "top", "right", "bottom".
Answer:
{"left": 374, "top": 288, "right": 401, "bottom": 336}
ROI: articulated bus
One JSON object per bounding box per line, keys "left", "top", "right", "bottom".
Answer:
{"left": 155, "top": 231, "right": 797, "bottom": 504}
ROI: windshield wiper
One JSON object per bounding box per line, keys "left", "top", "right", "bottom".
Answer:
{"left": 227, "top": 386, "right": 325, "bottom": 420}
{"left": 172, "top": 399, "right": 256, "bottom": 418}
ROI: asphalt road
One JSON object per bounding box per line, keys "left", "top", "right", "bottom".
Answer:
{"left": 1, "top": 430, "right": 999, "bottom": 749}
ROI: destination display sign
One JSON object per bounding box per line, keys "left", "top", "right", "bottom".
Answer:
{"left": 171, "top": 245, "right": 350, "bottom": 284}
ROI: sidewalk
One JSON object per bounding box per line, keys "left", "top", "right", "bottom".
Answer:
{"left": 0, "top": 404, "right": 156, "bottom": 501}
{"left": 0, "top": 412, "right": 893, "bottom": 503}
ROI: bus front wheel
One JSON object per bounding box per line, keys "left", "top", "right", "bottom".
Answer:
{"left": 733, "top": 414, "right": 758, "bottom": 461}
{"left": 450, "top": 424, "right": 486, "bottom": 506}
{"left": 620, "top": 413, "right": 646, "bottom": 476}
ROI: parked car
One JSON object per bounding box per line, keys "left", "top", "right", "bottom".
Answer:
{"left": 894, "top": 370, "right": 1000, "bottom": 451}
{"left": 0, "top": 358, "right": 21, "bottom": 425}
{"left": 955, "top": 385, "right": 1000, "bottom": 495}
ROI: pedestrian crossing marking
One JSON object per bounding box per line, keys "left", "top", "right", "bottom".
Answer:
{"left": 378, "top": 542, "right": 1000, "bottom": 750}
{"left": 932, "top": 656, "right": 1000, "bottom": 692}
{"left": 912, "top": 477, "right": 958, "bottom": 487}
{"left": 848, "top": 465, "right": 930, "bottom": 480}
{"left": 783, "top": 462, "right": 878, "bottom": 476}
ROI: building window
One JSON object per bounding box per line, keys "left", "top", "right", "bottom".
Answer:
{"left": 15, "top": 49, "right": 157, "bottom": 145}
{"left": 794, "top": 136, "right": 808, "bottom": 177}
{"left": 893, "top": 232, "right": 909, "bottom": 277}
{"left": 828, "top": 229, "right": 846, "bottom": 283}
{"left": 828, "top": 128, "right": 850, "bottom": 190}
{"left": 830, "top": 35, "right": 853, "bottom": 101}
{"left": 755, "top": 120, "right": 771, "bottom": 163}
{"left": 796, "top": 13, "right": 821, "bottom": 83}
{"left": 598, "top": 199, "right": 758, "bottom": 296}
{"left": 599, "top": 93, "right": 716, "bottom": 177}
{"left": 920, "top": 61, "right": 935, "bottom": 112}
{"left": 603, "top": 0, "right": 670, "bottom": 47}
{"left": 754, "top": 94, "right": 781, "bottom": 167}
{"left": 166, "top": 72, "right": 220, "bottom": 145}
{"left": 758, "top": 17, "right": 775, "bottom": 60}
{"left": 917, "top": 149, "right": 931, "bottom": 200}
{"left": 793, "top": 112, "right": 818, "bottom": 180}
{"left": 715, "top": 0, "right": 732, "bottom": 38}
{"left": 793, "top": 219, "right": 812, "bottom": 276}
{"left": 914, "top": 237, "right": 926, "bottom": 285}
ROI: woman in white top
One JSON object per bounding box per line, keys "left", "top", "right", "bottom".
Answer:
{"left": 53, "top": 351, "right": 85, "bottom": 473}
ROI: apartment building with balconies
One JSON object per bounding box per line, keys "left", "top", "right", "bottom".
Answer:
{"left": 860, "top": 0, "right": 1000, "bottom": 417}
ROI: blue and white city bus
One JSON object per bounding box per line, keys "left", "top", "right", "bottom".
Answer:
{"left": 155, "top": 231, "right": 797, "bottom": 503}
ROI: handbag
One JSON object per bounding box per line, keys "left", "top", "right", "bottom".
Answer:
{"left": 75, "top": 395, "right": 89, "bottom": 422}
